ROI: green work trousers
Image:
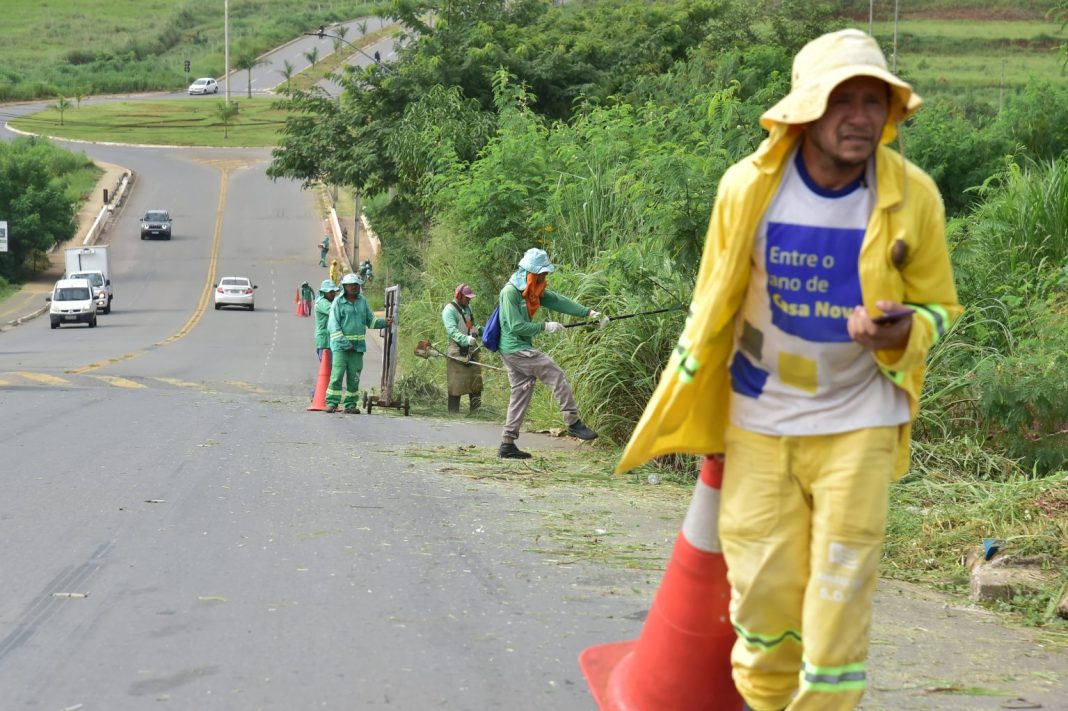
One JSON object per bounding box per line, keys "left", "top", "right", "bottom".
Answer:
{"left": 326, "top": 349, "right": 363, "bottom": 408}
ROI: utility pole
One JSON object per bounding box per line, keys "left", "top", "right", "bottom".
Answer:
{"left": 869, "top": 0, "right": 873, "bottom": 36}
{"left": 353, "top": 189, "right": 361, "bottom": 269}
{"left": 224, "top": 0, "right": 231, "bottom": 103}
{"left": 892, "top": 0, "right": 900, "bottom": 73}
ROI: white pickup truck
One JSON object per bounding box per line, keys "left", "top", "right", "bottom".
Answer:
{"left": 64, "top": 245, "right": 113, "bottom": 314}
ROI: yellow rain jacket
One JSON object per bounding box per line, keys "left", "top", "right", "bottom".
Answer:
{"left": 617, "top": 121, "right": 962, "bottom": 479}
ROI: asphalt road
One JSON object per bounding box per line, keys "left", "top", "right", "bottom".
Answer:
{"left": 0, "top": 82, "right": 640, "bottom": 709}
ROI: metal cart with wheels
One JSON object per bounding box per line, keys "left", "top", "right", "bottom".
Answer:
{"left": 363, "top": 284, "right": 410, "bottom": 416}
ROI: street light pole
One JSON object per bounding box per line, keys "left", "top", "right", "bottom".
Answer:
{"left": 305, "top": 25, "right": 389, "bottom": 70}
{"left": 892, "top": 0, "right": 900, "bottom": 73}
{"left": 353, "top": 189, "right": 361, "bottom": 269}
{"left": 305, "top": 24, "right": 389, "bottom": 273}
{"left": 224, "top": 0, "right": 231, "bottom": 103}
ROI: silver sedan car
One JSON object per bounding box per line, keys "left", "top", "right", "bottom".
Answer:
{"left": 214, "top": 277, "right": 257, "bottom": 310}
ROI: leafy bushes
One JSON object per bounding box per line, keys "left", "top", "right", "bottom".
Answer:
{"left": 0, "top": 138, "right": 89, "bottom": 281}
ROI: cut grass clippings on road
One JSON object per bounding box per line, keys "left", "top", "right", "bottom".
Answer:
{"left": 401, "top": 443, "right": 690, "bottom": 572}
{"left": 9, "top": 98, "right": 289, "bottom": 147}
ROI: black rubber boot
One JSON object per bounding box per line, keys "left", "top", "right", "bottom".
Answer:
{"left": 567, "top": 419, "right": 599, "bottom": 440}
{"left": 448, "top": 395, "right": 461, "bottom": 414}
{"left": 469, "top": 394, "right": 482, "bottom": 413}
{"left": 498, "top": 442, "right": 532, "bottom": 460}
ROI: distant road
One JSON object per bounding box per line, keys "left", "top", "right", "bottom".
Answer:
{"left": 210, "top": 16, "right": 399, "bottom": 98}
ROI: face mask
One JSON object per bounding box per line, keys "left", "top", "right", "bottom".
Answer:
{"left": 522, "top": 272, "right": 547, "bottom": 316}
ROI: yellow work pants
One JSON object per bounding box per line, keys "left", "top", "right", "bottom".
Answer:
{"left": 719, "top": 425, "right": 898, "bottom": 711}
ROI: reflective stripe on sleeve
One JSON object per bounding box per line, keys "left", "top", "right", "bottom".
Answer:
{"left": 800, "top": 658, "right": 866, "bottom": 693}
{"left": 732, "top": 620, "right": 802, "bottom": 650}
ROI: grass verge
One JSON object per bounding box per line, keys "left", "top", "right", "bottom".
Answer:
{"left": 9, "top": 98, "right": 288, "bottom": 147}
{"left": 885, "top": 464, "right": 1068, "bottom": 635}
{"left": 397, "top": 429, "right": 1068, "bottom": 632}
{"left": 399, "top": 443, "right": 690, "bottom": 572}
{"left": 65, "top": 163, "right": 105, "bottom": 205}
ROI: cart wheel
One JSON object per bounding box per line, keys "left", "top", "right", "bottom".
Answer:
{"left": 403, "top": 398, "right": 410, "bottom": 417}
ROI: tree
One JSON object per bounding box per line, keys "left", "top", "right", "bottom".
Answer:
{"left": 277, "top": 59, "right": 295, "bottom": 94}
{"left": 53, "top": 96, "right": 72, "bottom": 126}
{"left": 0, "top": 138, "right": 79, "bottom": 280}
{"left": 233, "top": 48, "right": 268, "bottom": 99}
{"left": 357, "top": 20, "right": 368, "bottom": 36}
{"left": 333, "top": 24, "right": 350, "bottom": 58}
{"left": 303, "top": 46, "right": 320, "bottom": 70}
{"left": 215, "top": 101, "right": 239, "bottom": 139}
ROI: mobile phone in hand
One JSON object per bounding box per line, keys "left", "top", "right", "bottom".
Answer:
{"left": 872, "top": 308, "right": 913, "bottom": 325}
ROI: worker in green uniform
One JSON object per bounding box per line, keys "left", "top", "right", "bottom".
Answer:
{"left": 441, "top": 283, "right": 482, "bottom": 414}
{"left": 315, "top": 279, "right": 339, "bottom": 361}
{"left": 319, "top": 236, "right": 330, "bottom": 267}
{"left": 326, "top": 273, "right": 390, "bottom": 413}
{"left": 497, "top": 248, "right": 608, "bottom": 459}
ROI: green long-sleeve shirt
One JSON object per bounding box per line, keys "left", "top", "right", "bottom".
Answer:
{"left": 314, "top": 296, "right": 332, "bottom": 349}
{"left": 442, "top": 301, "right": 478, "bottom": 347}
{"left": 328, "top": 294, "right": 385, "bottom": 352}
{"left": 497, "top": 283, "right": 589, "bottom": 355}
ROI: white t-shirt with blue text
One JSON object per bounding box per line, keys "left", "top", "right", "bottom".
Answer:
{"left": 728, "top": 147, "right": 910, "bottom": 436}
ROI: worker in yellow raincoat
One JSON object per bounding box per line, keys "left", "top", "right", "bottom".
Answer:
{"left": 617, "top": 29, "right": 961, "bottom": 711}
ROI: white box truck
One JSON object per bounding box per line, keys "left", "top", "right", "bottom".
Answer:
{"left": 65, "top": 245, "right": 113, "bottom": 314}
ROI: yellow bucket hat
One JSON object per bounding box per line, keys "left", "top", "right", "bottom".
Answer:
{"left": 761, "top": 29, "right": 922, "bottom": 135}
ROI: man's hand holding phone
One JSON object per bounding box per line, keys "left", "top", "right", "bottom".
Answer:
{"left": 848, "top": 301, "right": 913, "bottom": 351}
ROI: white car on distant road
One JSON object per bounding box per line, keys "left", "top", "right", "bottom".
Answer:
{"left": 188, "top": 77, "right": 219, "bottom": 95}
{"left": 214, "top": 277, "right": 257, "bottom": 310}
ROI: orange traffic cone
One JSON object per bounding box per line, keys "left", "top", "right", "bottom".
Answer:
{"left": 580, "top": 457, "right": 743, "bottom": 711}
{"left": 307, "top": 350, "right": 332, "bottom": 411}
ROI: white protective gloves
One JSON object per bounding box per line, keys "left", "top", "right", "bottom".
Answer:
{"left": 589, "top": 310, "right": 611, "bottom": 329}
{"left": 544, "top": 322, "right": 565, "bottom": 334}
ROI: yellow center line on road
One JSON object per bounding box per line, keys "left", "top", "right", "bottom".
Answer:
{"left": 68, "top": 167, "right": 232, "bottom": 376}
{"left": 153, "top": 376, "right": 207, "bottom": 390}
{"left": 225, "top": 380, "right": 267, "bottom": 394}
{"left": 89, "top": 374, "right": 146, "bottom": 389}
{"left": 11, "top": 371, "right": 70, "bottom": 386}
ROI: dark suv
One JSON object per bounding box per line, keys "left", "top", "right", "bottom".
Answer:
{"left": 141, "top": 210, "right": 172, "bottom": 240}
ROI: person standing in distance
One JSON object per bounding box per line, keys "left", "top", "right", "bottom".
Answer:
{"left": 616, "top": 29, "right": 961, "bottom": 711}
{"left": 315, "top": 279, "right": 340, "bottom": 361}
{"left": 319, "top": 236, "right": 330, "bottom": 267}
{"left": 496, "top": 247, "right": 609, "bottom": 459}
{"left": 442, "top": 283, "right": 483, "bottom": 415}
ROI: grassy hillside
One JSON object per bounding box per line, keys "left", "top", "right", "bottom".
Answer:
{"left": 838, "top": 3, "right": 1065, "bottom": 106}
{"left": 0, "top": 0, "right": 376, "bottom": 101}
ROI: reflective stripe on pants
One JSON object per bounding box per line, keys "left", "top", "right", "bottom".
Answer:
{"left": 326, "top": 349, "right": 363, "bottom": 408}
{"left": 719, "top": 425, "right": 898, "bottom": 711}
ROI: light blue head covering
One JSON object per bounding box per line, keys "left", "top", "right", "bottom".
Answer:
{"left": 319, "top": 279, "right": 339, "bottom": 294}
{"left": 509, "top": 248, "right": 556, "bottom": 290}
{"left": 341, "top": 273, "right": 364, "bottom": 286}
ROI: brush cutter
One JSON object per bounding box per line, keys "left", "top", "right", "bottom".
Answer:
{"left": 564, "top": 304, "right": 687, "bottom": 328}
{"left": 414, "top": 340, "right": 505, "bottom": 371}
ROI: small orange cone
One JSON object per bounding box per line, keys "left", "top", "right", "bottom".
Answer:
{"left": 580, "top": 457, "right": 743, "bottom": 710}
{"left": 307, "top": 350, "right": 332, "bottom": 411}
